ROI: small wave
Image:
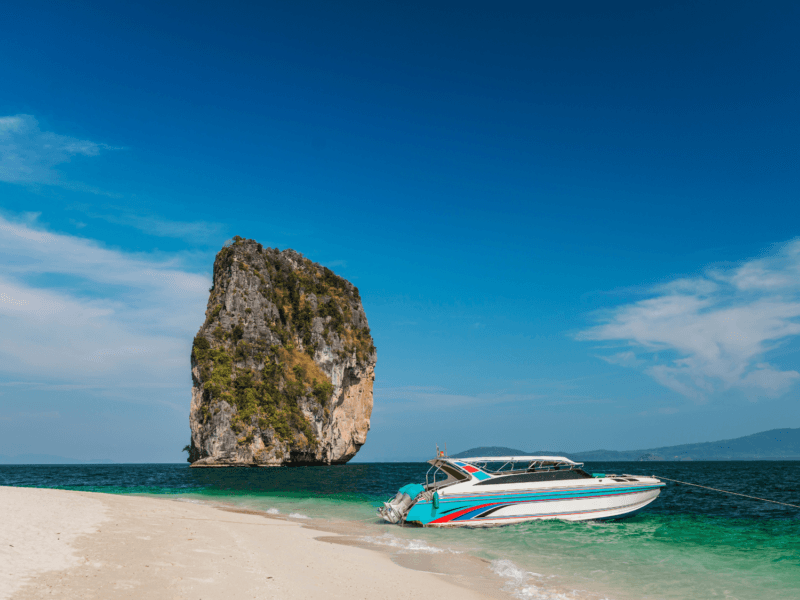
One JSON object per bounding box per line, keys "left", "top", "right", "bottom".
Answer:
{"left": 289, "top": 512, "right": 309, "bottom": 519}
{"left": 490, "top": 559, "right": 599, "bottom": 600}
{"left": 266, "top": 508, "right": 280, "bottom": 515}
{"left": 361, "top": 532, "right": 458, "bottom": 554}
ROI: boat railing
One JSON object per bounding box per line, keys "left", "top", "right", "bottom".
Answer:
{"left": 464, "top": 459, "right": 584, "bottom": 474}
{"left": 424, "top": 461, "right": 465, "bottom": 491}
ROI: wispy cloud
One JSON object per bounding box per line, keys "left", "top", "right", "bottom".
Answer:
{"left": 0, "top": 411, "right": 61, "bottom": 422}
{"left": 578, "top": 239, "right": 800, "bottom": 401}
{"left": 598, "top": 351, "right": 643, "bottom": 368}
{"left": 0, "top": 213, "right": 209, "bottom": 395}
{"left": 80, "top": 208, "right": 225, "bottom": 243}
{"left": 324, "top": 259, "right": 348, "bottom": 268}
{"left": 375, "top": 386, "right": 542, "bottom": 412}
{"left": 0, "top": 114, "right": 120, "bottom": 188}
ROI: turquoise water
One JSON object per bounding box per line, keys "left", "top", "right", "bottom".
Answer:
{"left": 2, "top": 462, "right": 798, "bottom": 599}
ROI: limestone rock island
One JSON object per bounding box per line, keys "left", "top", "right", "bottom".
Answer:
{"left": 187, "top": 237, "right": 376, "bottom": 466}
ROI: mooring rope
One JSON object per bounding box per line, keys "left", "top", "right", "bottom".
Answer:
{"left": 656, "top": 475, "right": 800, "bottom": 509}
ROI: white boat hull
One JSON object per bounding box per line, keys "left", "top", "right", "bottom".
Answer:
{"left": 403, "top": 479, "right": 665, "bottom": 527}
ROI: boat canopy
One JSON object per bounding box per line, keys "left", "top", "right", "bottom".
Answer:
{"left": 455, "top": 456, "right": 579, "bottom": 464}
{"left": 424, "top": 455, "right": 585, "bottom": 490}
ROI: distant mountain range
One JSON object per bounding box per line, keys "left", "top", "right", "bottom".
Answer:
{"left": 0, "top": 454, "right": 115, "bottom": 465}
{"left": 5, "top": 427, "right": 799, "bottom": 464}
{"left": 451, "top": 428, "right": 800, "bottom": 461}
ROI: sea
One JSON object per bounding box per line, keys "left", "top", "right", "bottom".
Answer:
{"left": 2, "top": 461, "right": 798, "bottom": 600}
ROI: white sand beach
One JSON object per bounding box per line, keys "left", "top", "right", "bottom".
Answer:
{"left": 0, "top": 486, "right": 498, "bottom": 600}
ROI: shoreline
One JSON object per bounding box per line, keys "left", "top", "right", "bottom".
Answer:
{"left": 1, "top": 486, "right": 505, "bottom": 600}
{"left": 3, "top": 462, "right": 799, "bottom": 600}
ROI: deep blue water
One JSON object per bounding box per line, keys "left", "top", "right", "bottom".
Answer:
{"left": 2, "top": 461, "right": 799, "bottom": 599}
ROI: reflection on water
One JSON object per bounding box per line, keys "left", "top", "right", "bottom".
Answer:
{"left": 2, "top": 461, "right": 799, "bottom": 599}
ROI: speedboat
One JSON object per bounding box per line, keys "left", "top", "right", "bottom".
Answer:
{"left": 378, "top": 455, "right": 665, "bottom": 527}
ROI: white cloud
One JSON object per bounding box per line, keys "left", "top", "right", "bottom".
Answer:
{"left": 578, "top": 239, "right": 800, "bottom": 401}
{"left": 0, "top": 114, "right": 119, "bottom": 186}
{"left": 0, "top": 214, "right": 210, "bottom": 396}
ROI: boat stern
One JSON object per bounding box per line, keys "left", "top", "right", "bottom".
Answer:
{"left": 377, "top": 483, "right": 427, "bottom": 524}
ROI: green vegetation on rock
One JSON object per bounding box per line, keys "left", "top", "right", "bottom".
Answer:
{"left": 188, "top": 238, "right": 376, "bottom": 465}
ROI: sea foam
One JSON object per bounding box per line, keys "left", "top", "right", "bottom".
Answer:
{"left": 490, "top": 559, "right": 600, "bottom": 600}
{"left": 360, "top": 532, "right": 455, "bottom": 554}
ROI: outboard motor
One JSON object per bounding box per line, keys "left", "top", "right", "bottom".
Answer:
{"left": 378, "top": 484, "right": 425, "bottom": 524}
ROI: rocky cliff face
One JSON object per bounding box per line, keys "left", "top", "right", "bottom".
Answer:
{"left": 188, "top": 237, "right": 376, "bottom": 466}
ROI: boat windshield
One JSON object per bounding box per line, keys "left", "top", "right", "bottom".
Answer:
{"left": 475, "top": 469, "right": 593, "bottom": 485}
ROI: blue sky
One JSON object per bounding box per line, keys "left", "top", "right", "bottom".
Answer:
{"left": 1, "top": 1, "right": 798, "bottom": 462}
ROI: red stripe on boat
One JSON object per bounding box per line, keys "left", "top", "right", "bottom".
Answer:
{"left": 430, "top": 503, "right": 494, "bottom": 524}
